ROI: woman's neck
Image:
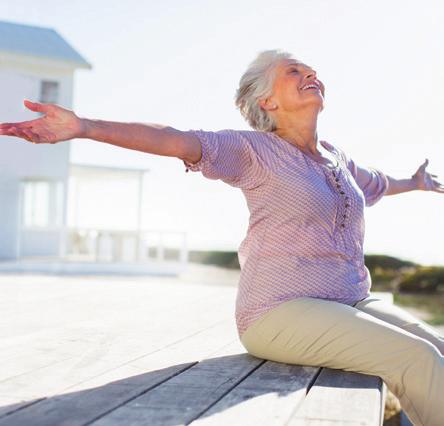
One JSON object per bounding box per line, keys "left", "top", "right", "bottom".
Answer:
{"left": 273, "top": 113, "right": 320, "bottom": 155}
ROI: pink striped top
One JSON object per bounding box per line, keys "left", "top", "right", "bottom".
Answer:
{"left": 183, "top": 129, "right": 389, "bottom": 338}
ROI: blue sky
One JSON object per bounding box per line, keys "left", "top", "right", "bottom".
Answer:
{"left": 1, "top": 0, "right": 444, "bottom": 265}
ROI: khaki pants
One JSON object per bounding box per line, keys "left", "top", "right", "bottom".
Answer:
{"left": 240, "top": 295, "right": 444, "bottom": 426}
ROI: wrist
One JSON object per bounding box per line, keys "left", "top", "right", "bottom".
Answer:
{"left": 78, "top": 118, "right": 92, "bottom": 139}
{"left": 410, "top": 175, "right": 420, "bottom": 191}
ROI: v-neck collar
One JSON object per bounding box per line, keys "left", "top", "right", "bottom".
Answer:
{"left": 267, "top": 132, "right": 340, "bottom": 170}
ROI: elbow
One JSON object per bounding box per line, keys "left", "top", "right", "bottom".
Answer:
{"left": 176, "top": 130, "right": 202, "bottom": 164}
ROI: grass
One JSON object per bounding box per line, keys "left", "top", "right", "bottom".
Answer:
{"left": 392, "top": 292, "right": 444, "bottom": 326}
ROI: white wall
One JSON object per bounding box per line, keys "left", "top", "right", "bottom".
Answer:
{"left": 20, "top": 229, "right": 61, "bottom": 257}
{"left": 0, "top": 175, "right": 19, "bottom": 259}
{"left": 0, "top": 57, "right": 76, "bottom": 260}
{"left": 0, "top": 65, "right": 73, "bottom": 178}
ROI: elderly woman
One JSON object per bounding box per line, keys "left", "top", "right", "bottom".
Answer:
{"left": 1, "top": 49, "right": 443, "bottom": 425}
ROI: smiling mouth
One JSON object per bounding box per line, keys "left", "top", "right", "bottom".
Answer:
{"left": 300, "top": 82, "right": 322, "bottom": 92}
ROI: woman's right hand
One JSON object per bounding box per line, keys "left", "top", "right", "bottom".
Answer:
{"left": 0, "top": 100, "right": 85, "bottom": 144}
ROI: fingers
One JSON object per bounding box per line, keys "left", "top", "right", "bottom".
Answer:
{"left": 5, "top": 126, "right": 41, "bottom": 144}
{"left": 11, "top": 126, "right": 31, "bottom": 141}
{"left": 431, "top": 179, "right": 444, "bottom": 192}
{"left": 0, "top": 122, "right": 54, "bottom": 144}
{"left": 0, "top": 123, "right": 19, "bottom": 135}
{"left": 420, "top": 158, "right": 429, "bottom": 170}
{"left": 23, "top": 99, "right": 50, "bottom": 114}
{"left": 0, "top": 127, "right": 14, "bottom": 136}
{"left": 4, "top": 126, "right": 20, "bottom": 137}
{"left": 0, "top": 119, "right": 39, "bottom": 133}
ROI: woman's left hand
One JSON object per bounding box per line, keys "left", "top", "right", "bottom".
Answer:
{"left": 412, "top": 159, "right": 444, "bottom": 192}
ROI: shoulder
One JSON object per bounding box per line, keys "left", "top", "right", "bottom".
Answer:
{"left": 189, "top": 128, "right": 266, "bottom": 141}
{"left": 216, "top": 129, "right": 272, "bottom": 140}
{"left": 227, "top": 129, "right": 275, "bottom": 149}
{"left": 212, "top": 129, "right": 274, "bottom": 151}
{"left": 187, "top": 129, "right": 274, "bottom": 160}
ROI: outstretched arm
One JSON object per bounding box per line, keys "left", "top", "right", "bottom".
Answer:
{"left": 385, "top": 159, "right": 444, "bottom": 195}
{"left": 0, "top": 100, "right": 202, "bottom": 162}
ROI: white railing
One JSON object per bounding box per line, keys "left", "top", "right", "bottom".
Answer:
{"left": 65, "top": 227, "right": 188, "bottom": 264}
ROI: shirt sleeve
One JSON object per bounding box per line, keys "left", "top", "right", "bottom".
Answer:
{"left": 336, "top": 145, "right": 389, "bottom": 207}
{"left": 182, "top": 129, "right": 269, "bottom": 190}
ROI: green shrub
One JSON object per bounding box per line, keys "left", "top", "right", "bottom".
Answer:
{"left": 364, "top": 255, "right": 417, "bottom": 274}
{"left": 398, "top": 266, "right": 444, "bottom": 294}
{"left": 188, "top": 250, "right": 240, "bottom": 269}
{"left": 371, "top": 266, "right": 398, "bottom": 283}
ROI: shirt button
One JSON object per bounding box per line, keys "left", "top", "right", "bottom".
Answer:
{"left": 335, "top": 178, "right": 339, "bottom": 182}
{"left": 341, "top": 224, "right": 345, "bottom": 228}
{"left": 340, "top": 191, "right": 345, "bottom": 195}
{"left": 343, "top": 214, "right": 347, "bottom": 218}
{"left": 336, "top": 184, "right": 341, "bottom": 188}
{"left": 345, "top": 204, "right": 350, "bottom": 208}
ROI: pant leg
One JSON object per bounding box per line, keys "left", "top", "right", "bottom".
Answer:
{"left": 353, "top": 295, "right": 444, "bottom": 355}
{"left": 240, "top": 297, "right": 444, "bottom": 426}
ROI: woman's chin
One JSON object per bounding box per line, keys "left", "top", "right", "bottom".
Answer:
{"left": 308, "top": 98, "right": 324, "bottom": 112}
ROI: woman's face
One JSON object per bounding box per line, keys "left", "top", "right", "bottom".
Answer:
{"left": 261, "top": 58, "right": 325, "bottom": 116}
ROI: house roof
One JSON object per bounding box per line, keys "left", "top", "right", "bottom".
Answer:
{"left": 0, "top": 20, "right": 92, "bottom": 69}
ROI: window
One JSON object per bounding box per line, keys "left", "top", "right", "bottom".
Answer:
{"left": 23, "top": 181, "right": 50, "bottom": 227}
{"left": 39, "top": 81, "right": 59, "bottom": 104}
{"left": 22, "top": 180, "right": 64, "bottom": 228}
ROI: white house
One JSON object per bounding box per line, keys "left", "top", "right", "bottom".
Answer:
{"left": 0, "top": 20, "right": 187, "bottom": 275}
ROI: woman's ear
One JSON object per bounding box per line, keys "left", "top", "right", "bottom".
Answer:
{"left": 259, "top": 98, "right": 278, "bottom": 111}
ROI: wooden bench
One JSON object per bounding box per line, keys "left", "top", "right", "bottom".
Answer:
{"left": 0, "top": 273, "right": 391, "bottom": 425}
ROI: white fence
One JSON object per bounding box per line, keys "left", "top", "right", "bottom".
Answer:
{"left": 66, "top": 228, "right": 188, "bottom": 264}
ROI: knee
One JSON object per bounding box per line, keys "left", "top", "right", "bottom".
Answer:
{"left": 384, "top": 338, "right": 441, "bottom": 397}
{"left": 403, "top": 323, "right": 444, "bottom": 356}
{"left": 408, "top": 337, "right": 442, "bottom": 362}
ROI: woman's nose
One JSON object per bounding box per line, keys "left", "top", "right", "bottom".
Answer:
{"left": 304, "top": 69, "right": 317, "bottom": 80}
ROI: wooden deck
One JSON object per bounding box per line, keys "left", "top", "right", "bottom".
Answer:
{"left": 0, "top": 268, "right": 392, "bottom": 425}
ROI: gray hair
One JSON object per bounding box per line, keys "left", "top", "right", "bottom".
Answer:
{"left": 234, "top": 49, "right": 296, "bottom": 132}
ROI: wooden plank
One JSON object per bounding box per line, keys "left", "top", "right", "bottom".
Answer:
{"left": 0, "top": 397, "right": 43, "bottom": 418}
{"left": 189, "top": 362, "right": 320, "bottom": 426}
{"left": 0, "top": 277, "right": 239, "bottom": 422}
{"left": 0, "top": 321, "right": 226, "bottom": 401}
{"left": 0, "top": 355, "right": 79, "bottom": 384}
{"left": 64, "top": 320, "right": 237, "bottom": 392}
{"left": 400, "top": 409, "right": 414, "bottom": 426}
{"left": 0, "top": 320, "right": 239, "bottom": 426}
{"left": 0, "top": 279, "right": 236, "bottom": 396}
{"left": 88, "top": 340, "right": 268, "bottom": 425}
{"left": 0, "top": 275, "right": 393, "bottom": 426}
{"left": 0, "top": 275, "right": 226, "bottom": 343}
{"left": 371, "top": 292, "right": 393, "bottom": 305}
{"left": 190, "top": 292, "right": 393, "bottom": 426}
{"left": 286, "top": 368, "right": 385, "bottom": 426}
